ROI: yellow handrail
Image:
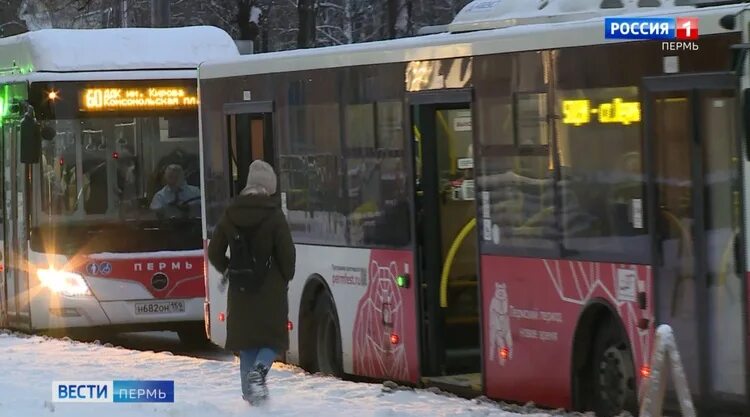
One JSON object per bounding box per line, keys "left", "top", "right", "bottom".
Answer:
{"left": 440, "top": 217, "right": 477, "bottom": 308}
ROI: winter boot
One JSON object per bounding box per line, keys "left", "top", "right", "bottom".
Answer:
{"left": 244, "top": 364, "right": 269, "bottom": 405}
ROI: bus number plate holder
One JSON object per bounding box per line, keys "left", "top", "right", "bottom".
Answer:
{"left": 134, "top": 301, "right": 186, "bottom": 315}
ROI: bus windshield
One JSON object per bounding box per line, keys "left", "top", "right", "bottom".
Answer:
{"left": 32, "top": 113, "right": 202, "bottom": 254}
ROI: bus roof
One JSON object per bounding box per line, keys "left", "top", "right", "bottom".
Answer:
{"left": 199, "top": 1, "right": 742, "bottom": 80}
{"left": 0, "top": 26, "right": 239, "bottom": 75}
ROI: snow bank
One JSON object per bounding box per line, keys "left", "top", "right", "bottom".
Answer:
{"left": 0, "top": 332, "right": 555, "bottom": 417}
{"left": 0, "top": 26, "right": 239, "bottom": 73}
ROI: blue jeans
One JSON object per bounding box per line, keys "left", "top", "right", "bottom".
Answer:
{"left": 239, "top": 348, "right": 276, "bottom": 396}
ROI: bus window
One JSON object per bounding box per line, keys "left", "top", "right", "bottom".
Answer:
{"left": 38, "top": 116, "right": 201, "bottom": 223}
{"left": 345, "top": 101, "right": 410, "bottom": 247}
{"left": 476, "top": 95, "right": 557, "bottom": 252}
{"left": 555, "top": 86, "right": 647, "bottom": 260}
{"left": 279, "top": 76, "right": 346, "bottom": 245}
{"left": 40, "top": 123, "right": 78, "bottom": 215}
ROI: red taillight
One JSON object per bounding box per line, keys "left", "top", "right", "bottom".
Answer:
{"left": 287, "top": 320, "right": 293, "bottom": 331}
{"left": 112, "top": 152, "right": 119, "bottom": 159}
{"left": 59, "top": 157, "right": 64, "bottom": 166}
{"left": 390, "top": 333, "right": 400, "bottom": 345}
{"left": 218, "top": 312, "right": 225, "bottom": 322}
{"left": 641, "top": 365, "right": 651, "bottom": 378}
{"left": 500, "top": 347, "right": 510, "bottom": 360}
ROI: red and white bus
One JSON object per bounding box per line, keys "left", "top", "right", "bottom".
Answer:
{"left": 200, "top": 0, "right": 749, "bottom": 414}
{"left": 0, "top": 27, "right": 238, "bottom": 344}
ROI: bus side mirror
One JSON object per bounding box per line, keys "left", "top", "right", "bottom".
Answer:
{"left": 20, "top": 113, "right": 41, "bottom": 164}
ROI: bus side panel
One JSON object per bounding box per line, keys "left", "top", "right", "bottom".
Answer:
{"left": 288, "top": 245, "right": 419, "bottom": 384}
{"left": 352, "top": 248, "right": 418, "bottom": 384}
{"left": 206, "top": 240, "right": 228, "bottom": 348}
{"left": 481, "top": 255, "right": 652, "bottom": 409}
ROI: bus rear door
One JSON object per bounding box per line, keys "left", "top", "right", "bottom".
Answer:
{"left": 643, "top": 72, "right": 748, "bottom": 413}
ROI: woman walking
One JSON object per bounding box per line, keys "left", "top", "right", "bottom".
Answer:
{"left": 207, "top": 160, "right": 295, "bottom": 405}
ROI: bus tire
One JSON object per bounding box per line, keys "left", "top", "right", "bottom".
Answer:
{"left": 313, "top": 294, "right": 343, "bottom": 376}
{"left": 588, "top": 318, "right": 638, "bottom": 417}
{"left": 178, "top": 323, "right": 211, "bottom": 348}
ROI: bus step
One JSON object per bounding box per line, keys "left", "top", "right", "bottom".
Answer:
{"left": 421, "top": 373, "right": 482, "bottom": 392}
{"left": 445, "top": 347, "right": 481, "bottom": 359}
{"left": 445, "top": 315, "right": 479, "bottom": 325}
{"left": 448, "top": 280, "right": 477, "bottom": 288}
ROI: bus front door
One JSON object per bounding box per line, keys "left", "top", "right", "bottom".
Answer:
{"left": 2, "top": 119, "right": 31, "bottom": 330}
{"left": 0, "top": 121, "right": 6, "bottom": 326}
{"left": 410, "top": 90, "right": 482, "bottom": 389}
{"left": 644, "top": 72, "right": 748, "bottom": 412}
{"left": 206, "top": 101, "right": 276, "bottom": 346}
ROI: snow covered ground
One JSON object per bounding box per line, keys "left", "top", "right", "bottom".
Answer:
{"left": 0, "top": 331, "right": 562, "bottom": 417}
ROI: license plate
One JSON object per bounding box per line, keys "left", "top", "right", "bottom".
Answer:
{"left": 134, "top": 301, "right": 185, "bottom": 315}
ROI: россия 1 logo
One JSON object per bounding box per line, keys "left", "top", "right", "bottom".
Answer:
{"left": 605, "top": 17, "right": 699, "bottom": 51}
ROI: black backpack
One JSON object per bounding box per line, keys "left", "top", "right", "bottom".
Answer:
{"left": 224, "top": 214, "right": 273, "bottom": 291}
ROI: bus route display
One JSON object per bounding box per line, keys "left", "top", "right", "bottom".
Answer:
{"left": 79, "top": 86, "right": 198, "bottom": 112}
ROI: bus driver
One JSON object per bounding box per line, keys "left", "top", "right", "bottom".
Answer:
{"left": 150, "top": 164, "right": 201, "bottom": 217}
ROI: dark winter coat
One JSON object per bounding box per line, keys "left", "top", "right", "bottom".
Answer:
{"left": 207, "top": 194, "right": 295, "bottom": 352}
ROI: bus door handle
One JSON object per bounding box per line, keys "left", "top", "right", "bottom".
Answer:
{"left": 734, "top": 232, "right": 743, "bottom": 277}
{"left": 654, "top": 234, "right": 669, "bottom": 267}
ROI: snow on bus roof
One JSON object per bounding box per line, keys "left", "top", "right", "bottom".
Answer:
{"left": 199, "top": 1, "right": 740, "bottom": 80}
{"left": 0, "top": 26, "right": 239, "bottom": 74}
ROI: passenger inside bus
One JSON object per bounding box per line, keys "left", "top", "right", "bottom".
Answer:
{"left": 41, "top": 151, "right": 77, "bottom": 215}
{"left": 115, "top": 148, "right": 139, "bottom": 212}
{"left": 82, "top": 157, "right": 109, "bottom": 215}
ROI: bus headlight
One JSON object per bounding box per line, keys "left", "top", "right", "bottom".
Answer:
{"left": 37, "top": 269, "right": 92, "bottom": 297}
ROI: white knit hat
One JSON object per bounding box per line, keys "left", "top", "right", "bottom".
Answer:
{"left": 241, "top": 160, "right": 277, "bottom": 195}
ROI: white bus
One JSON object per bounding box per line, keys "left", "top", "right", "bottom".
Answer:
{"left": 200, "top": 0, "right": 750, "bottom": 415}
{"left": 0, "top": 26, "right": 238, "bottom": 344}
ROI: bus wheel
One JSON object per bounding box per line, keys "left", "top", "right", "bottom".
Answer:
{"left": 589, "top": 320, "right": 637, "bottom": 417}
{"left": 178, "top": 323, "right": 211, "bottom": 348}
{"left": 313, "top": 294, "right": 343, "bottom": 376}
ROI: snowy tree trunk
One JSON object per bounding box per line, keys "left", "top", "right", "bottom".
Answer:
{"left": 387, "top": 0, "right": 410, "bottom": 39}
{"left": 260, "top": 4, "right": 270, "bottom": 53}
{"left": 343, "top": 0, "right": 352, "bottom": 44}
{"left": 297, "top": 0, "right": 316, "bottom": 48}
{"left": 236, "top": 0, "right": 259, "bottom": 41}
{"left": 150, "top": 0, "right": 169, "bottom": 27}
{"left": 112, "top": 0, "right": 122, "bottom": 27}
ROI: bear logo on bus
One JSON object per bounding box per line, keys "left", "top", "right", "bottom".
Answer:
{"left": 488, "top": 282, "right": 513, "bottom": 366}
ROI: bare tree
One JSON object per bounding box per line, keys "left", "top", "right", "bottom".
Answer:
{"left": 386, "top": 0, "right": 410, "bottom": 39}
{"left": 2, "top": 0, "right": 475, "bottom": 53}
{"left": 297, "top": 0, "right": 316, "bottom": 48}
{"left": 0, "top": 0, "right": 27, "bottom": 35}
